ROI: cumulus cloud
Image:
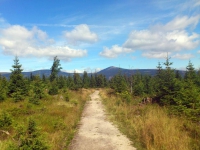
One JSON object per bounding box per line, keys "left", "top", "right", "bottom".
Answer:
{"left": 171, "top": 53, "right": 194, "bottom": 59}
{"left": 124, "top": 30, "right": 199, "bottom": 52}
{"left": 124, "top": 15, "right": 200, "bottom": 58}
{"left": 0, "top": 25, "right": 87, "bottom": 60}
{"left": 99, "top": 15, "right": 200, "bottom": 59}
{"left": 99, "top": 45, "right": 133, "bottom": 58}
{"left": 64, "top": 24, "right": 98, "bottom": 45}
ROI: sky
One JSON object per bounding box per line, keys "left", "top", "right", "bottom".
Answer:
{"left": 0, "top": 0, "right": 200, "bottom": 73}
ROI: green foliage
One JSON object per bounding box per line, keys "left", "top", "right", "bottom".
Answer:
{"left": 0, "top": 112, "right": 12, "bottom": 129}
{"left": 57, "top": 76, "right": 66, "bottom": 89}
{"left": 48, "top": 80, "right": 59, "bottom": 95}
{"left": 0, "top": 76, "right": 7, "bottom": 101}
{"left": 117, "top": 91, "right": 131, "bottom": 104}
{"left": 82, "top": 71, "right": 90, "bottom": 88}
{"left": 49, "top": 56, "right": 62, "bottom": 82}
{"left": 110, "top": 74, "right": 127, "bottom": 93}
{"left": 8, "top": 56, "right": 28, "bottom": 101}
{"left": 90, "top": 74, "right": 96, "bottom": 88}
{"left": 32, "top": 76, "right": 46, "bottom": 99}
{"left": 73, "top": 72, "right": 82, "bottom": 90}
{"left": 11, "top": 90, "right": 24, "bottom": 102}
{"left": 64, "top": 90, "right": 70, "bottom": 102}
{"left": 9, "top": 119, "right": 48, "bottom": 150}
{"left": 184, "top": 60, "right": 197, "bottom": 82}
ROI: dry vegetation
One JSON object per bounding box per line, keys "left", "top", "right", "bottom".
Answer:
{"left": 0, "top": 88, "right": 93, "bottom": 150}
{"left": 100, "top": 88, "right": 200, "bottom": 150}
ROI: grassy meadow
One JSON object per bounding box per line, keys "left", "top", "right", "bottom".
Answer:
{"left": 0, "top": 89, "right": 92, "bottom": 150}
{"left": 100, "top": 88, "right": 200, "bottom": 150}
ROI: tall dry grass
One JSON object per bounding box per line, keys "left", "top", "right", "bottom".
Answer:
{"left": 100, "top": 89, "right": 195, "bottom": 150}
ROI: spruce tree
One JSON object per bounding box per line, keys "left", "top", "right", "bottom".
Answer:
{"left": 73, "top": 72, "right": 82, "bottom": 90}
{"left": 90, "top": 74, "right": 96, "bottom": 88}
{"left": 8, "top": 56, "right": 28, "bottom": 101}
{"left": 0, "top": 75, "right": 7, "bottom": 101}
{"left": 49, "top": 56, "right": 62, "bottom": 82}
{"left": 156, "top": 56, "right": 179, "bottom": 105}
{"left": 184, "top": 60, "right": 197, "bottom": 83}
{"left": 49, "top": 56, "right": 62, "bottom": 95}
{"left": 82, "top": 71, "right": 90, "bottom": 88}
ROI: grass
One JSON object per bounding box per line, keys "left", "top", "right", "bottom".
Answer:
{"left": 100, "top": 88, "right": 200, "bottom": 150}
{"left": 0, "top": 88, "right": 92, "bottom": 150}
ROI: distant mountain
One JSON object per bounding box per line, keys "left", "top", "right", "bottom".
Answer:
{"left": 0, "top": 66, "right": 186, "bottom": 79}
{"left": 97, "top": 66, "right": 158, "bottom": 79}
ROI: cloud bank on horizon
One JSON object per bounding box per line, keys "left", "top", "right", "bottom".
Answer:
{"left": 0, "top": 0, "right": 199, "bottom": 72}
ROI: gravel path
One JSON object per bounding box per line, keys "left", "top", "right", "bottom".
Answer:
{"left": 69, "top": 90, "right": 136, "bottom": 150}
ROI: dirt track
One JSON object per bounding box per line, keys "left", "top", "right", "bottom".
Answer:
{"left": 69, "top": 90, "right": 136, "bottom": 150}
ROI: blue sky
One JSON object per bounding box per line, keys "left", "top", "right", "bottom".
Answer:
{"left": 0, "top": 0, "right": 199, "bottom": 72}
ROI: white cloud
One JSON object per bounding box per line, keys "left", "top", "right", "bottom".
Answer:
{"left": 64, "top": 24, "right": 98, "bottom": 45}
{"left": 171, "top": 53, "right": 194, "bottom": 59}
{"left": 142, "top": 52, "right": 170, "bottom": 59}
{"left": 100, "top": 15, "right": 200, "bottom": 59}
{"left": 123, "top": 15, "right": 200, "bottom": 59}
{"left": 0, "top": 25, "right": 87, "bottom": 60}
{"left": 124, "top": 30, "right": 199, "bottom": 52}
{"left": 152, "top": 15, "right": 200, "bottom": 31}
{"left": 99, "top": 45, "right": 133, "bottom": 58}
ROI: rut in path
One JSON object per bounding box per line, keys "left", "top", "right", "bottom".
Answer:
{"left": 69, "top": 90, "right": 136, "bottom": 150}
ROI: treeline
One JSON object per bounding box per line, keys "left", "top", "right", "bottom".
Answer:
{"left": 0, "top": 56, "right": 108, "bottom": 103}
{"left": 0, "top": 56, "right": 200, "bottom": 121}
{"left": 109, "top": 57, "right": 200, "bottom": 122}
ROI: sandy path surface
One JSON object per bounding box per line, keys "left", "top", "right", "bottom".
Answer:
{"left": 69, "top": 90, "right": 136, "bottom": 150}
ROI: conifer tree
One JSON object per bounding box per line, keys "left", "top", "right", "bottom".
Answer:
{"left": 0, "top": 75, "right": 7, "bottom": 101}
{"left": 89, "top": 74, "right": 96, "bottom": 88}
{"left": 73, "top": 72, "right": 82, "bottom": 90}
{"left": 67, "top": 76, "right": 75, "bottom": 90}
{"left": 156, "top": 56, "right": 179, "bottom": 105}
{"left": 184, "top": 60, "right": 197, "bottom": 82}
{"left": 8, "top": 56, "right": 28, "bottom": 101}
{"left": 49, "top": 56, "right": 62, "bottom": 95}
{"left": 49, "top": 56, "right": 62, "bottom": 82}
{"left": 82, "top": 71, "right": 90, "bottom": 88}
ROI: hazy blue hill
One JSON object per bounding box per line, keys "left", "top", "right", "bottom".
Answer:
{"left": 0, "top": 66, "right": 186, "bottom": 79}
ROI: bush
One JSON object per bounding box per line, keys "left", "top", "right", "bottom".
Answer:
{"left": 0, "top": 93, "right": 6, "bottom": 102}
{"left": 0, "top": 112, "right": 12, "bottom": 128}
{"left": 9, "top": 119, "right": 48, "bottom": 150}
{"left": 48, "top": 86, "right": 58, "bottom": 95}
{"left": 29, "top": 97, "right": 40, "bottom": 105}
{"left": 11, "top": 91, "right": 24, "bottom": 102}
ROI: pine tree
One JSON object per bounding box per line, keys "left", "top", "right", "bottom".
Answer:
{"left": 184, "top": 60, "right": 197, "bottom": 83}
{"left": 90, "top": 74, "right": 96, "bottom": 88}
{"left": 66, "top": 76, "right": 75, "bottom": 90}
{"left": 132, "top": 73, "right": 145, "bottom": 96}
{"left": 156, "top": 56, "right": 179, "bottom": 105}
{"left": 82, "top": 71, "right": 90, "bottom": 88}
{"left": 73, "top": 72, "right": 82, "bottom": 90}
{"left": 8, "top": 56, "right": 28, "bottom": 101}
{"left": 49, "top": 56, "right": 62, "bottom": 95}
{"left": 49, "top": 56, "right": 62, "bottom": 82}
{"left": 0, "top": 75, "right": 7, "bottom": 101}
{"left": 175, "top": 70, "right": 182, "bottom": 80}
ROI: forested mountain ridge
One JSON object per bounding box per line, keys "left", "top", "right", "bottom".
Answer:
{"left": 0, "top": 66, "right": 186, "bottom": 79}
